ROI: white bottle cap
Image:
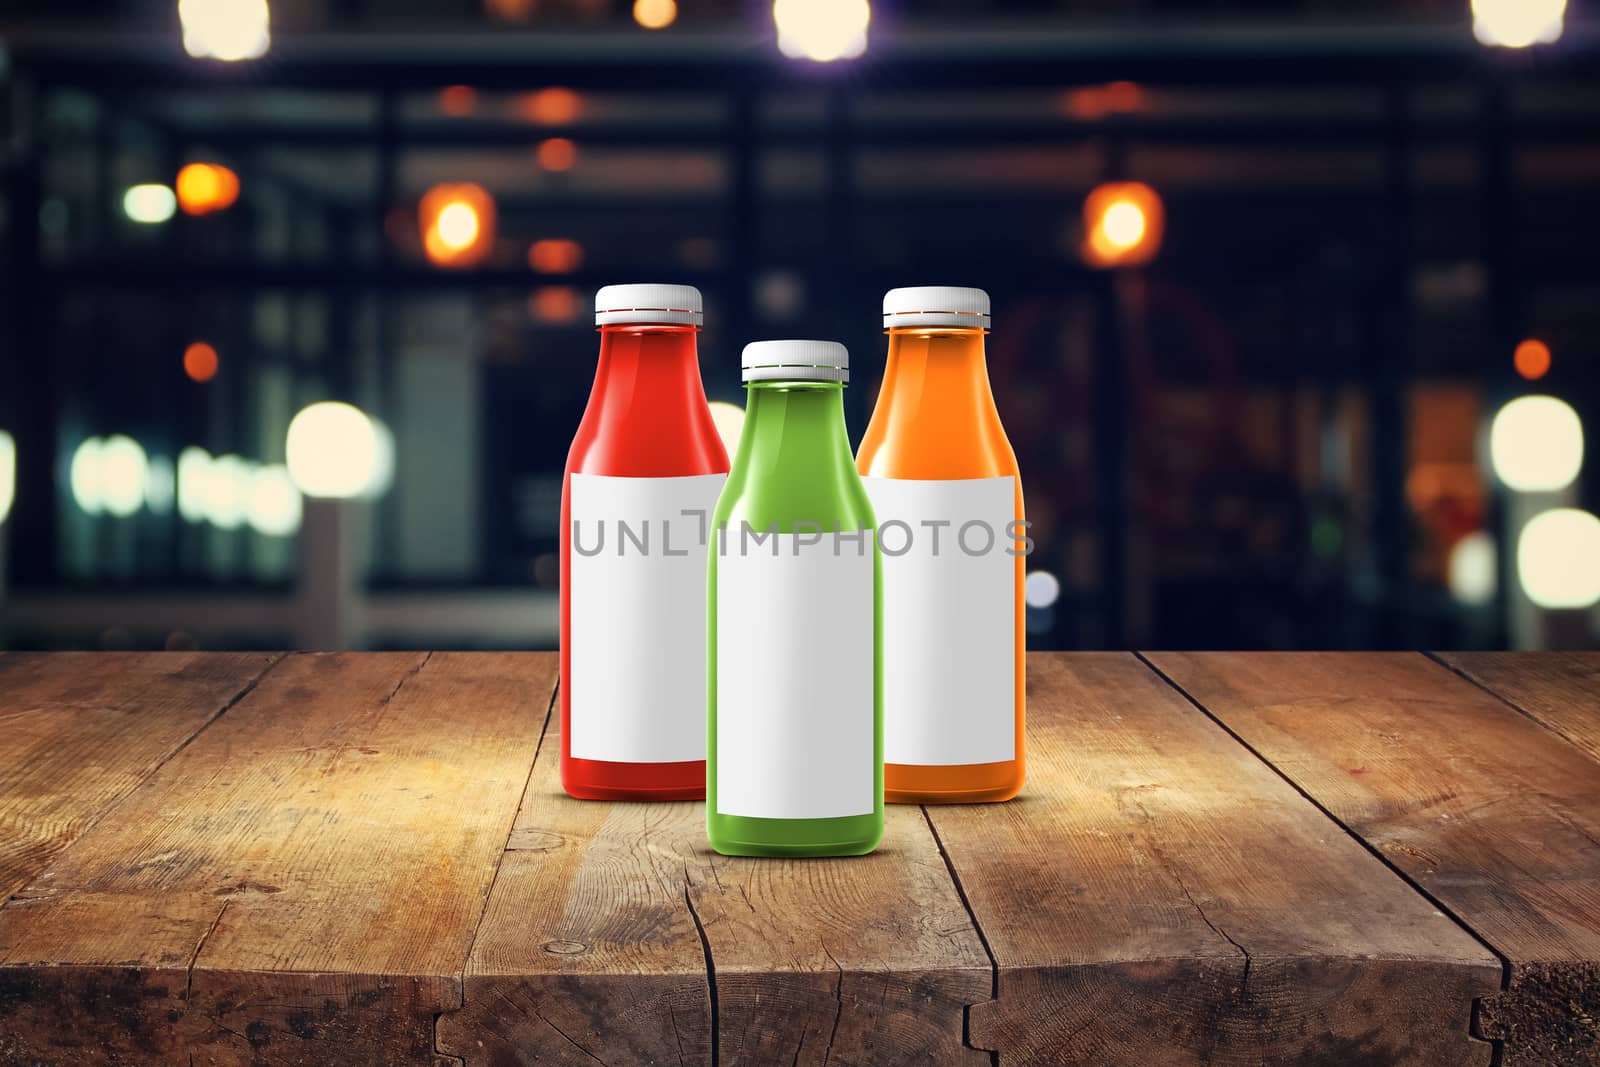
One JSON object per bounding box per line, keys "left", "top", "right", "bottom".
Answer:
{"left": 741, "top": 340, "right": 850, "bottom": 383}
{"left": 882, "top": 286, "right": 992, "bottom": 329}
{"left": 594, "top": 283, "right": 704, "bottom": 327}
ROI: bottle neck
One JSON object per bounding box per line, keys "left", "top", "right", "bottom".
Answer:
{"left": 881, "top": 327, "right": 998, "bottom": 415}
{"left": 590, "top": 323, "right": 703, "bottom": 406}
{"left": 737, "top": 381, "right": 854, "bottom": 474}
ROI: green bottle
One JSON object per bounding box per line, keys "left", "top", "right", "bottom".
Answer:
{"left": 707, "top": 340, "right": 884, "bottom": 858}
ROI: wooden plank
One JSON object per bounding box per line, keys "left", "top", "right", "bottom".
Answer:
{"left": 438, "top": 707, "right": 991, "bottom": 1066}
{"left": 0, "top": 652, "right": 552, "bottom": 1067}
{"left": 931, "top": 653, "right": 1499, "bottom": 1067}
{"left": 0, "top": 652, "right": 281, "bottom": 902}
{"left": 1437, "top": 652, "right": 1600, "bottom": 763}
{"left": 1148, "top": 652, "right": 1600, "bottom": 1067}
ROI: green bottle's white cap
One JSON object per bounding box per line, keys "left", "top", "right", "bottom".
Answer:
{"left": 882, "top": 286, "right": 991, "bottom": 329}
{"left": 594, "top": 283, "right": 703, "bottom": 326}
{"left": 741, "top": 340, "right": 849, "bottom": 383}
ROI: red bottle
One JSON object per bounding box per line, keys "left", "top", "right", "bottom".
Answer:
{"left": 560, "top": 284, "right": 729, "bottom": 799}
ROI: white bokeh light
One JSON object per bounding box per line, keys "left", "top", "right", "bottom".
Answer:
{"left": 123, "top": 184, "right": 176, "bottom": 224}
{"left": 178, "top": 446, "right": 213, "bottom": 523}
{"left": 1102, "top": 201, "right": 1148, "bottom": 250}
{"left": 708, "top": 401, "right": 746, "bottom": 455}
{"left": 99, "top": 436, "right": 149, "bottom": 517}
{"left": 435, "top": 202, "right": 480, "bottom": 250}
{"left": 1473, "top": 0, "right": 1566, "bottom": 47}
{"left": 0, "top": 431, "right": 14, "bottom": 525}
{"left": 247, "top": 464, "right": 303, "bottom": 536}
{"left": 1448, "top": 531, "right": 1497, "bottom": 606}
{"left": 206, "top": 454, "right": 252, "bottom": 529}
{"left": 1518, "top": 508, "right": 1600, "bottom": 610}
{"left": 774, "top": 0, "right": 870, "bottom": 61}
{"left": 70, "top": 438, "right": 106, "bottom": 514}
{"left": 145, "top": 456, "right": 176, "bottom": 516}
{"left": 1490, "top": 395, "right": 1584, "bottom": 493}
{"left": 286, "top": 401, "right": 385, "bottom": 499}
{"left": 179, "top": 0, "right": 271, "bottom": 61}
{"left": 1025, "top": 570, "right": 1062, "bottom": 609}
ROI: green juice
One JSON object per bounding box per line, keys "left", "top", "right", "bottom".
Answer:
{"left": 707, "top": 342, "right": 884, "bottom": 858}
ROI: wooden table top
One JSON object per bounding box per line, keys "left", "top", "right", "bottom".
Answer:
{"left": 0, "top": 652, "right": 1596, "bottom": 1066}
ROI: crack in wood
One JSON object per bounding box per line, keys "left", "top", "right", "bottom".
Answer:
{"left": 684, "top": 876, "right": 720, "bottom": 1067}
{"left": 921, "top": 806, "right": 1000, "bottom": 1062}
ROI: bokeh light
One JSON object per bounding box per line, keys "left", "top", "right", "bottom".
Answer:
{"left": 145, "top": 457, "right": 176, "bottom": 516}
{"left": 1518, "top": 508, "right": 1600, "bottom": 609}
{"left": 70, "top": 438, "right": 106, "bottom": 514}
{"left": 1489, "top": 395, "right": 1584, "bottom": 492}
{"left": 179, "top": 0, "right": 271, "bottom": 61}
{"left": 634, "top": 0, "right": 677, "bottom": 29}
{"left": 123, "top": 185, "right": 177, "bottom": 224}
{"left": 286, "top": 402, "right": 385, "bottom": 499}
{"left": 775, "top": 0, "right": 870, "bottom": 61}
{"left": 529, "top": 286, "right": 584, "bottom": 325}
{"left": 419, "top": 183, "right": 496, "bottom": 268}
{"left": 517, "top": 88, "right": 582, "bottom": 125}
{"left": 438, "top": 85, "right": 478, "bottom": 117}
{"left": 1025, "top": 571, "right": 1062, "bottom": 609}
{"left": 1473, "top": 0, "right": 1566, "bottom": 47}
{"left": 1083, "top": 182, "right": 1165, "bottom": 269}
{"left": 0, "top": 431, "right": 14, "bottom": 525}
{"left": 538, "top": 138, "right": 579, "bottom": 172}
{"left": 528, "top": 239, "right": 584, "bottom": 274}
{"left": 1447, "top": 531, "right": 1497, "bottom": 606}
{"left": 176, "top": 163, "right": 240, "bottom": 215}
{"left": 247, "top": 464, "right": 304, "bottom": 536}
{"left": 1514, "top": 339, "right": 1552, "bottom": 381}
{"left": 184, "top": 341, "right": 220, "bottom": 383}
{"left": 207, "top": 454, "right": 251, "bottom": 529}
{"left": 178, "top": 447, "right": 213, "bottom": 522}
{"left": 99, "top": 435, "right": 149, "bottom": 518}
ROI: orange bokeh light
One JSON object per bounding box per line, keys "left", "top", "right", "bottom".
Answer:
{"left": 529, "top": 286, "right": 583, "bottom": 324}
{"left": 633, "top": 0, "right": 677, "bottom": 29}
{"left": 184, "top": 341, "right": 219, "bottom": 383}
{"left": 517, "top": 88, "right": 582, "bottom": 125}
{"left": 485, "top": 0, "right": 537, "bottom": 21}
{"left": 537, "top": 137, "right": 579, "bottom": 172}
{"left": 1515, "top": 339, "right": 1552, "bottom": 380}
{"left": 439, "top": 85, "right": 479, "bottom": 117}
{"left": 419, "top": 183, "right": 496, "bottom": 269}
{"left": 528, "top": 239, "right": 584, "bottom": 274}
{"left": 176, "top": 163, "right": 240, "bottom": 216}
{"left": 1082, "top": 181, "right": 1165, "bottom": 269}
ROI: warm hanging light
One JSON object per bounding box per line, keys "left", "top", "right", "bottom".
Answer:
{"left": 178, "top": 0, "right": 271, "bottom": 61}
{"left": 419, "top": 183, "right": 496, "bottom": 269}
{"left": 634, "top": 0, "right": 677, "bottom": 30}
{"left": 1083, "top": 181, "right": 1165, "bottom": 269}
{"left": 438, "top": 86, "right": 479, "bottom": 117}
{"left": 177, "top": 163, "right": 241, "bottom": 215}
{"left": 1473, "top": 0, "right": 1566, "bottom": 47}
{"left": 774, "top": 0, "right": 870, "bottom": 62}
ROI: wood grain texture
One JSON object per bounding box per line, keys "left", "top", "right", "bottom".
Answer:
{"left": 1438, "top": 652, "right": 1600, "bottom": 763}
{"left": 0, "top": 652, "right": 551, "bottom": 1067}
{"left": 935, "top": 653, "right": 1499, "bottom": 1067}
{"left": 1149, "top": 652, "right": 1600, "bottom": 1067}
{"left": 438, "top": 707, "right": 991, "bottom": 1067}
{"left": 0, "top": 652, "right": 282, "bottom": 902}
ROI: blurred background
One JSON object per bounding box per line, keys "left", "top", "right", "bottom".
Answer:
{"left": 0, "top": 0, "right": 1596, "bottom": 652}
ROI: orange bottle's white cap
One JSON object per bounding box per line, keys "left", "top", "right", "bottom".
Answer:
{"left": 595, "top": 283, "right": 704, "bottom": 326}
{"left": 882, "top": 286, "right": 991, "bottom": 329}
{"left": 741, "top": 340, "right": 849, "bottom": 383}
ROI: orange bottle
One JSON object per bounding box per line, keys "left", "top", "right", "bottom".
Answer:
{"left": 856, "top": 287, "right": 1026, "bottom": 803}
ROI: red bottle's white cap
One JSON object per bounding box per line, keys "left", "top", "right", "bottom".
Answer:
{"left": 594, "top": 283, "right": 704, "bottom": 326}
{"left": 741, "top": 340, "right": 849, "bottom": 383}
{"left": 882, "top": 286, "right": 991, "bottom": 329}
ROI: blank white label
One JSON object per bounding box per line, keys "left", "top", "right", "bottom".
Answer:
{"left": 863, "top": 476, "right": 1017, "bottom": 766}
{"left": 716, "top": 534, "right": 875, "bottom": 820}
{"left": 569, "top": 472, "right": 726, "bottom": 763}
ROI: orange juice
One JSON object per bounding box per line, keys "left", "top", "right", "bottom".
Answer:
{"left": 856, "top": 287, "right": 1025, "bottom": 803}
